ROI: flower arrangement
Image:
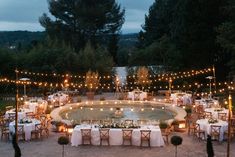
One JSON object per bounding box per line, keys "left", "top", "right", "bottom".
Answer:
{"left": 19, "top": 118, "right": 32, "bottom": 124}
{"left": 214, "top": 108, "right": 223, "bottom": 112}
{"left": 99, "top": 122, "right": 140, "bottom": 129}
{"left": 208, "top": 118, "right": 218, "bottom": 124}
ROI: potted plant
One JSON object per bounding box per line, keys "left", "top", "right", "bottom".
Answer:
{"left": 185, "top": 107, "right": 192, "bottom": 116}
{"left": 171, "top": 120, "right": 179, "bottom": 131}
{"left": 159, "top": 121, "right": 168, "bottom": 130}
{"left": 171, "top": 135, "right": 183, "bottom": 157}
{"left": 85, "top": 70, "right": 99, "bottom": 100}
{"left": 58, "top": 136, "right": 69, "bottom": 157}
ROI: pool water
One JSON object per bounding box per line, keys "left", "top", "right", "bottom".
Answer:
{"left": 60, "top": 106, "right": 175, "bottom": 122}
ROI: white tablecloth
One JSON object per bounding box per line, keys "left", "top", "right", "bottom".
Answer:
{"left": 71, "top": 124, "right": 164, "bottom": 147}
{"left": 170, "top": 93, "right": 192, "bottom": 105}
{"left": 9, "top": 119, "right": 41, "bottom": 141}
{"left": 48, "top": 93, "right": 68, "bottom": 105}
{"left": 204, "top": 108, "right": 228, "bottom": 119}
{"left": 196, "top": 119, "right": 228, "bottom": 141}
{"left": 5, "top": 108, "right": 33, "bottom": 120}
{"left": 195, "top": 99, "right": 219, "bottom": 109}
{"left": 24, "top": 99, "right": 48, "bottom": 113}
{"left": 127, "top": 91, "right": 147, "bottom": 101}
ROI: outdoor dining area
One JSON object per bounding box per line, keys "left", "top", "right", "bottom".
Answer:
{"left": 70, "top": 120, "right": 165, "bottom": 147}
{"left": 0, "top": 98, "right": 51, "bottom": 142}
{"left": 187, "top": 99, "right": 235, "bottom": 143}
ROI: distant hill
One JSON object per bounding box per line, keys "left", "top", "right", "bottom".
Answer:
{"left": 0, "top": 31, "right": 45, "bottom": 48}
{"left": 0, "top": 31, "right": 138, "bottom": 48}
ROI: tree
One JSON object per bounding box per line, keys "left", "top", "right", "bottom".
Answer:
{"left": 217, "top": 0, "right": 235, "bottom": 77}
{"left": 138, "top": 0, "right": 178, "bottom": 47}
{"left": 39, "top": 0, "right": 125, "bottom": 54}
{"left": 138, "top": 0, "right": 229, "bottom": 73}
{"left": 136, "top": 66, "right": 151, "bottom": 90}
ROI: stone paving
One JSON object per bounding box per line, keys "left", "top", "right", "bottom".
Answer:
{"left": 0, "top": 130, "right": 234, "bottom": 157}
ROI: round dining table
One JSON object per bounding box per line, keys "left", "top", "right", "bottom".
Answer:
{"left": 196, "top": 119, "right": 228, "bottom": 141}
{"left": 9, "top": 118, "right": 41, "bottom": 141}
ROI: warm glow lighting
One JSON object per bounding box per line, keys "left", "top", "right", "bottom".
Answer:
{"left": 179, "top": 123, "right": 186, "bottom": 129}
{"left": 141, "top": 108, "right": 144, "bottom": 111}
{"left": 100, "top": 108, "right": 103, "bottom": 111}
{"left": 110, "top": 108, "right": 113, "bottom": 111}
{"left": 131, "top": 108, "right": 134, "bottom": 112}
{"left": 90, "top": 108, "right": 93, "bottom": 110}
{"left": 120, "top": 108, "right": 123, "bottom": 111}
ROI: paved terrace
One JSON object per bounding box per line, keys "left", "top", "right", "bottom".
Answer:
{"left": 0, "top": 93, "right": 234, "bottom": 157}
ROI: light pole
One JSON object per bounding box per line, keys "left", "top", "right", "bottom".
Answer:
{"left": 206, "top": 76, "right": 214, "bottom": 99}
{"left": 19, "top": 78, "right": 30, "bottom": 99}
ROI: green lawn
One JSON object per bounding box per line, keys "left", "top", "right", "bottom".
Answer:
{"left": 0, "top": 100, "right": 15, "bottom": 112}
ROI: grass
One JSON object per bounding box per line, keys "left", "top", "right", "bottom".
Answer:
{"left": 0, "top": 100, "right": 15, "bottom": 112}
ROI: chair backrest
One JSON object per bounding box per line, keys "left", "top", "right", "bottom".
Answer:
{"left": 99, "top": 128, "right": 110, "bottom": 139}
{"left": 34, "top": 124, "right": 42, "bottom": 131}
{"left": 26, "top": 112, "right": 35, "bottom": 118}
{"left": 195, "top": 123, "right": 201, "bottom": 131}
{"left": 137, "top": 119, "right": 148, "bottom": 125}
{"left": 5, "top": 106, "right": 14, "bottom": 111}
{"left": 102, "top": 119, "right": 112, "bottom": 125}
{"left": 81, "top": 120, "right": 91, "bottom": 124}
{"left": 17, "top": 125, "right": 24, "bottom": 134}
{"left": 91, "top": 120, "right": 101, "bottom": 125}
{"left": 140, "top": 130, "right": 151, "bottom": 140}
{"left": 196, "top": 105, "right": 204, "bottom": 113}
{"left": 211, "top": 125, "right": 221, "bottom": 135}
{"left": 218, "top": 113, "right": 227, "bottom": 121}
{"left": 204, "top": 112, "right": 212, "bottom": 119}
{"left": 122, "top": 129, "right": 133, "bottom": 139}
{"left": 124, "top": 119, "right": 133, "bottom": 125}
{"left": 81, "top": 129, "right": 91, "bottom": 138}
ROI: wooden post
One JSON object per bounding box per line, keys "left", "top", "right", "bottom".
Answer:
{"left": 15, "top": 69, "right": 19, "bottom": 142}
{"left": 227, "top": 94, "right": 232, "bottom": 157}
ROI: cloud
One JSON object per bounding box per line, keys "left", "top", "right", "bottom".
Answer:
{"left": 0, "top": 0, "right": 154, "bottom": 33}
{"left": 0, "top": 21, "right": 44, "bottom": 31}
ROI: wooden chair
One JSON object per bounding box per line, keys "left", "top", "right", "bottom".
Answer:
{"left": 124, "top": 119, "right": 133, "bottom": 125}
{"left": 194, "top": 124, "right": 205, "bottom": 141}
{"left": 218, "top": 113, "right": 227, "bottom": 121}
{"left": 137, "top": 119, "right": 148, "bottom": 125}
{"left": 31, "top": 124, "right": 42, "bottom": 140}
{"left": 81, "top": 129, "right": 91, "bottom": 145}
{"left": 210, "top": 125, "right": 221, "bottom": 141}
{"left": 99, "top": 128, "right": 110, "bottom": 146}
{"left": 41, "top": 118, "right": 51, "bottom": 138}
{"left": 17, "top": 125, "right": 25, "bottom": 141}
{"left": 196, "top": 105, "right": 204, "bottom": 113}
{"left": 204, "top": 112, "right": 212, "bottom": 119}
{"left": 91, "top": 120, "right": 101, "bottom": 125}
{"left": 101, "top": 119, "right": 112, "bottom": 125}
{"left": 81, "top": 120, "right": 91, "bottom": 124}
{"left": 188, "top": 122, "right": 196, "bottom": 136}
{"left": 161, "top": 127, "right": 171, "bottom": 144}
{"left": 140, "top": 130, "right": 151, "bottom": 147}
{"left": 26, "top": 112, "right": 36, "bottom": 119}
{"left": 197, "top": 112, "right": 205, "bottom": 119}
{"left": 122, "top": 129, "right": 133, "bottom": 145}
{"left": 0, "top": 123, "right": 10, "bottom": 141}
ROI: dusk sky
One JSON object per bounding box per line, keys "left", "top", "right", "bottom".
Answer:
{"left": 0, "top": 0, "right": 154, "bottom": 34}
